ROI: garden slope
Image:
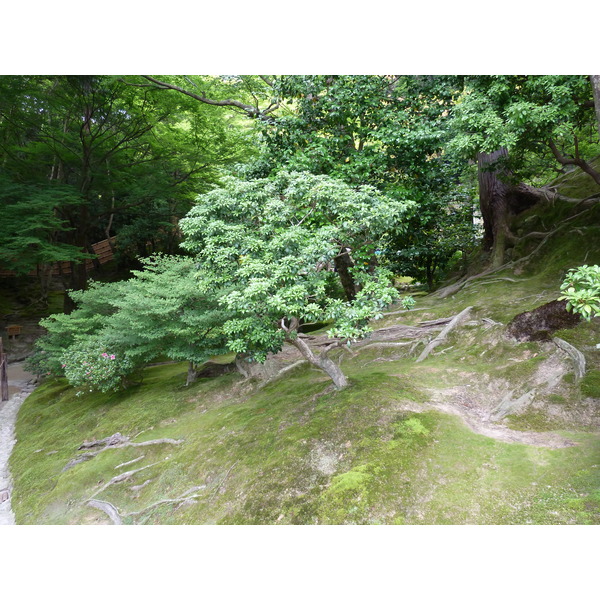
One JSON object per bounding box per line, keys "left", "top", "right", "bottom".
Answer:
{"left": 9, "top": 169, "right": 600, "bottom": 525}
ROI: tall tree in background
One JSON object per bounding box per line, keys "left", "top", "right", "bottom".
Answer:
{"left": 450, "top": 75, "right": 600, "bottom": 267}
{"left": 0, "top": 75, "right": 253, "bottom": 310}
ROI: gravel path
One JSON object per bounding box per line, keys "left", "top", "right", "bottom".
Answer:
{"left": 0, "top": 363, "right": 36, "bottom": 526}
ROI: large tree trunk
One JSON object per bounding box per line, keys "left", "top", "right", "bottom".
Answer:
{"left": 478, "top": 149, "right": 512, "bottom": 268}
{"left": 477, "top": 150, "right": 540, "bottom": 268}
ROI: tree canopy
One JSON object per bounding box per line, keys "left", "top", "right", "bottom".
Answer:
{"left": 179, "top": 170, "right": 414, "bottom": 388}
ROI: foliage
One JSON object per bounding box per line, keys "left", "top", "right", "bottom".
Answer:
{"left": 384, "top": 185, "right": 478, "bottom": 288}
{"left": 559, "top": 264, "right": 600, "bottom": 320}
{"left": 0, "top": 174, "right": 89, "bottom": 274}
{"left": 27, "top": 280, "right": 127, "bottom": 377}
{"left": 400, "top": 295, "right": 416, "bottom": 310}
{"left": 28, "top": 255, "right": 232, "bottom": 391}
{"left": 449, "top": 75, "right": 600, "bottom": 183}
{"left": 180, "top": 171, "right": 413, "bottom": 364}
{"left": 61, "top": 341, "right": 135, "bottom": 393}
{"left": 0, "top": 75, "right": 255, "bottom": 296}
{"left": 258, "top": 76, "right": 479, "bottom": 283}
{"left": 262, "top": 75, "right": 457, "bottom": 187}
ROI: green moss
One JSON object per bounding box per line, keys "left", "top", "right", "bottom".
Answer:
{"left": 548, "top": 393, "right": 567, "bottom": 404}
{"left": 393, "top": 416, "right": 430, "bottom": 438}
{"left": 580, "top": 370, "right": 600, "bottom": 398}
{"left": 506, "top": 409, "right": 566, "bottom": 431}
{"left": 9, "top": 177, "right": 600, "bottom": 525}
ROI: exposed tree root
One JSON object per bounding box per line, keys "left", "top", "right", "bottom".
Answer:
{"left": 124, "top": 491, "right": 206, "bottom": 519}
{"left": 65, "top": 435, "right": 182, "bottom": 472}
{"left": 553, "top": 337, "right": 586, "bottom": 380}
{"left": 129, "top": 479, "right": 153, "bottom": 496}
{"left": 383, "top": 307, "right": 431, "bottom": 317}
{"left": 491, "top": 390, "right": 536, "bottom": 421}
{"left": 434, "top": 203, "right": 597, "bottom": 299}
{"left": 88, "top": 459, "right": 169, "bottom": 501}
{"left": 87, "top": 499, "right": 123, "bottom": 525}
{"left": 208, "top": 461, "right": 239, "bottom": 502}
{"left": 355, "top": 342, "right": 413, "bottom": 351}
{"left": 115, "top": 455, "right": 145, "bottom": 470}
{"left": 415, "top": 307, "right": 473, "bottom": 363}
{"left": 79, "top": 433, "right": 130, "bottom": 449}
{"left": 257, "top": 360, "right": 307, "bottom": 389}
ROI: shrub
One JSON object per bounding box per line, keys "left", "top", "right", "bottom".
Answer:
{"left": 61, "top": 339, "right": 135, "bottom": 393}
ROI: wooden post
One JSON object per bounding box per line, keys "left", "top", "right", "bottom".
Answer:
{"left": 0, "top": 337, "right": 8, "bottom": 402}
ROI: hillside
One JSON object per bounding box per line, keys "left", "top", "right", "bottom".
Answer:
{"left": 8, "top": 167, "right": 600, "bottom": 525}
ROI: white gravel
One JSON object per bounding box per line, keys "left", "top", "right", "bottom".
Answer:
{"left": 0, "top": 363, "right": 36, "bottom": 526}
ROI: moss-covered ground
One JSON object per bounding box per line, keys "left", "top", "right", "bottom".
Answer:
{"left": 9, "top": 166, "right": 600, "bottom": 525}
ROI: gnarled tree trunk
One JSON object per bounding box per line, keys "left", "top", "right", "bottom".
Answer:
{"left": 288, "top": 335, "right": 348, "bottom": 389}
{"left": 477, "top": 149, "right": 540, "bottom": 268}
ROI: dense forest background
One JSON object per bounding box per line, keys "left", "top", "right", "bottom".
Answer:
{"left": 2, "top": 74, "right": 599, "bottom": 297}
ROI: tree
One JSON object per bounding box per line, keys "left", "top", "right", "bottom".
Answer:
{"left": 0, "top": 175, "right": 89, "bottom": 300}
{"left": 449, "top": 75, "right": 600, "bottom": 267}
{"left": 0, "top": 75, "right": 253, "bottom": 310}
{"left": 29, "top": 255, "right": 233, "bottom": 390}
{"left": 384, "top": 186, "right": 478, "bottom": 289}
{"left": 258, "top": 75, "right": 478, "bottom": 284}
{"left": 261, "top": 75, "right": 455, "bottom": 187}
{"left": 180, "top": 171, "right": 413, "bottom": 389}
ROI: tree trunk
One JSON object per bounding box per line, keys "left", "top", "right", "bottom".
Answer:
{"left": 477, "top": 150, "right": 540, "bottom": 268}
{"left": 425, "top": 258, "right": 434, "bottom": 290}
{"left": 478, "top": 149, "right": 512, "bottom": 268}
{"left": 591, "top": 75, "right": 600, "bottom": 142}
{"left": 186, "top": 362, "right": 199, "bottom": 385}
{"left": 288, "top": 335, "right": 348, "bottom": 390}
{"left": 234, "top": 354, "right": 251, "bottom": 378}
{"left": 334, "top": 250, "right": 358, "bottom": 302}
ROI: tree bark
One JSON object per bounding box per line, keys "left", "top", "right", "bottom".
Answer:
{"left": 186, "top": 362, "right": 199, "bottom": 385}
{"left": 477, "top": 150, "right": 540, "bottom": 268}
{"left": 591, "top": 76, "right": 600, "bottom": 142}
{"left": 287, "top": 335, "right": 348, "bottom": 389}
{"left": 478, "top": 149, "right": 511, "bottom": 267}
{"left": 334, "top": 250, "right": 358, "bottom": 302}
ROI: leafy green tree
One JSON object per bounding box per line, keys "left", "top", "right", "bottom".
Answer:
{"left": 29, "top": 255, "right": 232, "bottom": 390}
{"left": 0, "top": 175, "right": 89, "bottom": 300}
{"left": 384, "top": 187, "right": 478, "bottom": 289}
{"left": 180, "top": 171, "right": 413, "bottom": 389}
{"left": 256, "top": 75, "right": 478, "bottom": 284}
{"left": 0, "top": 75, "right": 253, "bottom": 309}
{"left": 449, "top": 75, "right": 600, "bottom": 267}
{"left": 261, "top": 75, "right": 456, "bottom": 187}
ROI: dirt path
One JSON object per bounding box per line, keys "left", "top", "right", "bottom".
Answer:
{"left": 0, "top": 362, "right": 36, "bottom": 525}
{"left": 395, "top": 396, "right": 576, "bottom": 448}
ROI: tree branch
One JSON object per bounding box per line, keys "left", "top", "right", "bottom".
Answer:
{"left": 141, "top": 76, "right": 274, "bottom": 121}
{"left": 548, "top": 138, "right": 600, "bottom": 185}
